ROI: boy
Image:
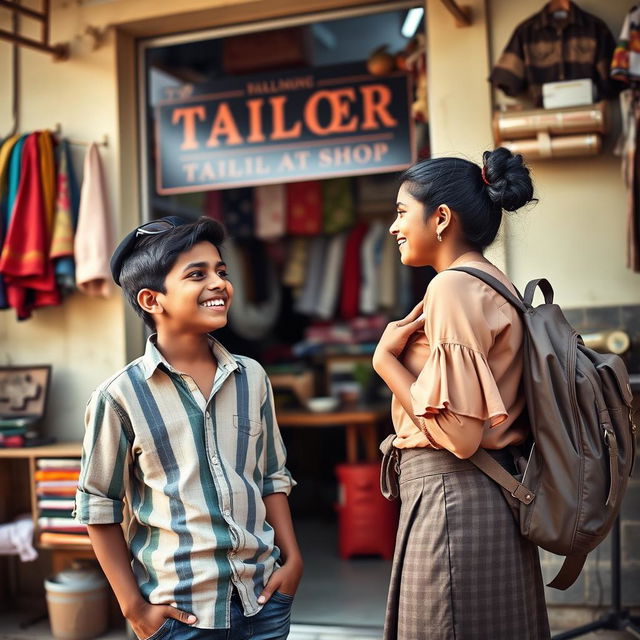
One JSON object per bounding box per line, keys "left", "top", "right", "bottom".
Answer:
{"left": 74, "top": 216, "right": 302, "bottom": 640}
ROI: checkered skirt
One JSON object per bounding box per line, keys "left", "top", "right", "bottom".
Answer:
{"left": 383, "top": 447, "right": 550, "bottom": 640}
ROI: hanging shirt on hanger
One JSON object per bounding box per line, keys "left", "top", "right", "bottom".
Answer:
{"left": 489, "top": 1, "right": 622, "bottom": 107}
{"left": 611, "top": 6, "right": 640, "bottom": 83}
{"left": 0, "top": 133, "right": 61, "bottom": 319}
{"left": 204, "top": 189, "right": 224, "bottom": 223}
{"left": 75, "top": 143, "right": 114, "bottom": 297}
{"left": 611, "top": 6, "right": 640, "bottom": 272}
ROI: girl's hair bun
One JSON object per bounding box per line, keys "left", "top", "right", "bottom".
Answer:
{"left": 482, "top": 147, "right": 534, "bottom": 212}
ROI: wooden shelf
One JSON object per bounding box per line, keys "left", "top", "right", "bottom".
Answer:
{"left": 0, "top": 442, "right": 82, "bottom": 459}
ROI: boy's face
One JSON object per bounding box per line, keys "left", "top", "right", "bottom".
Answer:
{"left": 152, "top": 241, "right": 233, "bottom": 334}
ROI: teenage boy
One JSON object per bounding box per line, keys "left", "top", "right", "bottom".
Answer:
{"left": 74, "top": 216, "right": 302, "bottom": 640}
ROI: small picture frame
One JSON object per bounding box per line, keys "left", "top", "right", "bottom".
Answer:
{"left": 0, "top": 365, "right": 52, "bottom": 420}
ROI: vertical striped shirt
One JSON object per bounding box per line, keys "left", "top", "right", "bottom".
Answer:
{"left": 74, "top": 336, "right": 295, "bottom": 629}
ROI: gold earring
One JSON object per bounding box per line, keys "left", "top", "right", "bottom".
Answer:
{"left": 436, "top": 231, "right": 442, "bottom": 242}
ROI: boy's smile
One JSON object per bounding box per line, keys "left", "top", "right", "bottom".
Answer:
{"left": 156, "top": 241, "right": 233, "bottom": 333}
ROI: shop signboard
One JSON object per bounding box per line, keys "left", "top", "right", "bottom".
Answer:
{"left": 154, "top": 64, "right": 415, "bottom": 193}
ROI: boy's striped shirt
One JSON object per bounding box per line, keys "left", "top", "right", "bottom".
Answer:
{"left": 74, "top": 336, "right": 295, "bottom": 629}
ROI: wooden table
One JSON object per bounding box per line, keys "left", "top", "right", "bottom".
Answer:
{"left": 276, "top": 406, "right": 390, "bottom": 463}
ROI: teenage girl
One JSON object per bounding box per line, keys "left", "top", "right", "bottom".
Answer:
{"left": 373, "top": 147, "right": 550, "bottom": 640}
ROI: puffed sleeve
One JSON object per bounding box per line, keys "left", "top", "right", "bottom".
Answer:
{"left": 410, "top": 271, "right": 510, "bottom": 458}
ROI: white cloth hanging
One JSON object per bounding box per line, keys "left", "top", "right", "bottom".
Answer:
{"left": 74, "top": 143, "right": 114, "bottom": 297}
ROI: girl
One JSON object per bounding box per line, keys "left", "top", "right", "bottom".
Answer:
{"left": 373, "top": 147, "right": 550, "bottom": 639}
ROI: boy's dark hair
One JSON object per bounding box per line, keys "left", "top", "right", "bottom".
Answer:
{"left": 119, "top": 217, "right": 226, "bottom": 330}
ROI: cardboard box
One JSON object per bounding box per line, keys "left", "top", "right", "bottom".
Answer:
{"left": 542, "top": 78, "right": 595, "bottom": 109}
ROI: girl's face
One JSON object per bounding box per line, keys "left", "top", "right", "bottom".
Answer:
{"left": 389, "top": 182, "right": 437, "bottom": 267}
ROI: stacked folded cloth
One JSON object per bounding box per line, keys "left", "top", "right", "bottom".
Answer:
{"left": 36, "top": 458, "right": 90, "bottom": 546}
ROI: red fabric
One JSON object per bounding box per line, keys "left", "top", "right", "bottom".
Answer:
{"left": 0, "top": 134, "right": 60, "bottom": 320}
{"left": 286, "top": 181, "right": 323, "bottom": 235}
{"left": 339, "top": 223, "right": 368, "bottom": 319}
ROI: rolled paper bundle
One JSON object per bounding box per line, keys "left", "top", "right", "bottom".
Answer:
{"left": 502, "top": 133, "right": 601, "bottom": 160}
{"left": 582, "top": 330, "right": 631, "bottom": 355}
{"left": 493, "top": 102, "right": 607, "bottom": 144}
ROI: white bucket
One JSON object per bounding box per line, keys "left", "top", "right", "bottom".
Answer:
{"left": 44, "top": 567, "right": 108, "bottom": 640}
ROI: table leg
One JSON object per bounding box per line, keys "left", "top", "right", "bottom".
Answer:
{"left": 346, "top": 424, "right": 358, "bottom": 463}
{"left": 361, "top": 423, "right": 379, "bottom": 462}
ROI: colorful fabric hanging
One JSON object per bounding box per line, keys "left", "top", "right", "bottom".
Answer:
{"left": 223, "top": 188, "right": 254, "bottom": 238}
{"left": 0, "top": 133, "right": 60, "bottom": 319}
{"left": 5, "top": 135, "right": 27, "bottom": 232}
{"left": 282, "top": 237, "right": 308, "bottom": 292}
{"left": 50, "top": 140, "right": 77, "bottom": 293}
{"left": 322, "top": 178, "right": 355, "bottom": 234}
{"left": 316, "top": 231, "right": 347, "bottom": 319}
{"left": 0, "top": 135, "right": 21, "bottom": 310}
{"left": 286, "top": 181, "right": 322, "bottom": 235}
{"left": 74, "top": 143, "right": 114, "bottom": 297}
{"left": 339, "top": 223, "right": 368, "bottom": 319}
{"left": 38, "top": 131, "right": 56, "bottom": 231}
{"left": 254, "top": 184, "right": 286, "bottom": 240}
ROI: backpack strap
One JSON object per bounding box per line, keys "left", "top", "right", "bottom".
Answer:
{"left": 468, "top": 448, "right": 535, "bottom": 504}
{"left": 546, "top": 553, "right": 588, "bottom": 590}
{"left": 524, "top": 278, "right": 554, "bottom": 305}
{"left": 449, "top": 267, "right": 527, "bottom": 314}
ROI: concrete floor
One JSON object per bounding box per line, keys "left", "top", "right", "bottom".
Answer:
{"left": 0, "top": 518, "right": 636, "bottom": 639}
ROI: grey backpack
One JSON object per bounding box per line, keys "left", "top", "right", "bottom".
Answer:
{"left": 452, "top": 267, "right": 636, "bottom": 590}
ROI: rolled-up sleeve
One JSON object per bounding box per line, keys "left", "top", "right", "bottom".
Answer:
{"left": 74, "top": 390, "right": 132, "bottom": 524}
{"left": 260, "top": 377, "right": 296, "bottom": 497}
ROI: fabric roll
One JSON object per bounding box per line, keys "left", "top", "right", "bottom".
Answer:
{"left": 74, "top": 143, "right": 114, "bottom": 297}
{"left": 0, "top": 133, "right": 61, "bottom": 319}
{"left": 223, "top": 188, "right": 254, "bottom": 238}
{"left": 339, "top": 223, "right": 368, "bottom": 319}
{"left": 360, "top": 222, "right": 386, "bottom": 314}
{"left": 295, "top": 236, "right": 329, "bottom": 316}
{"left": 322, "top": 178, "right": 355, "bottom": 234}
{"left": 287, "top": 181, "right": 322, "bottom": 235}
{"left": 316, "top": 232, "right": 348, "bottom": 319}
{"left": 254, "top": 184, "right": 286, "bottom": 240}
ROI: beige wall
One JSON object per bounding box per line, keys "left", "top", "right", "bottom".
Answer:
{"left": 1, "top": 0, "right": 637, "bottom": 441}
{"left": 428, "top": 0, "right": 640, "bottom": 307}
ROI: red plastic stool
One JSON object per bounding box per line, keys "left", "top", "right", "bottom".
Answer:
{"left": 335, "top": 462, "right": 399, "bottom": 560}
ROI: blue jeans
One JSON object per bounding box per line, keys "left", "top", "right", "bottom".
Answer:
{"left": 146, "top": 591, "right": 293, "bottom": 640}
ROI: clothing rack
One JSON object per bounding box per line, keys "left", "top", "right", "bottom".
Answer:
{"left": 53, "top": 124, "right": 108, "bottom": 148}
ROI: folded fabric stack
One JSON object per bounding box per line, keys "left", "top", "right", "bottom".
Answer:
{"left": 36, "top": 458, "right": 89, "bottom": 545}
{"left": 0, "top": 418, "right": 29, "bottom": 447}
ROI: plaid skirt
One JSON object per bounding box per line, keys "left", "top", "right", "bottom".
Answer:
{"left": 381, "top": 444, "right": 550, "bottom": 640}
